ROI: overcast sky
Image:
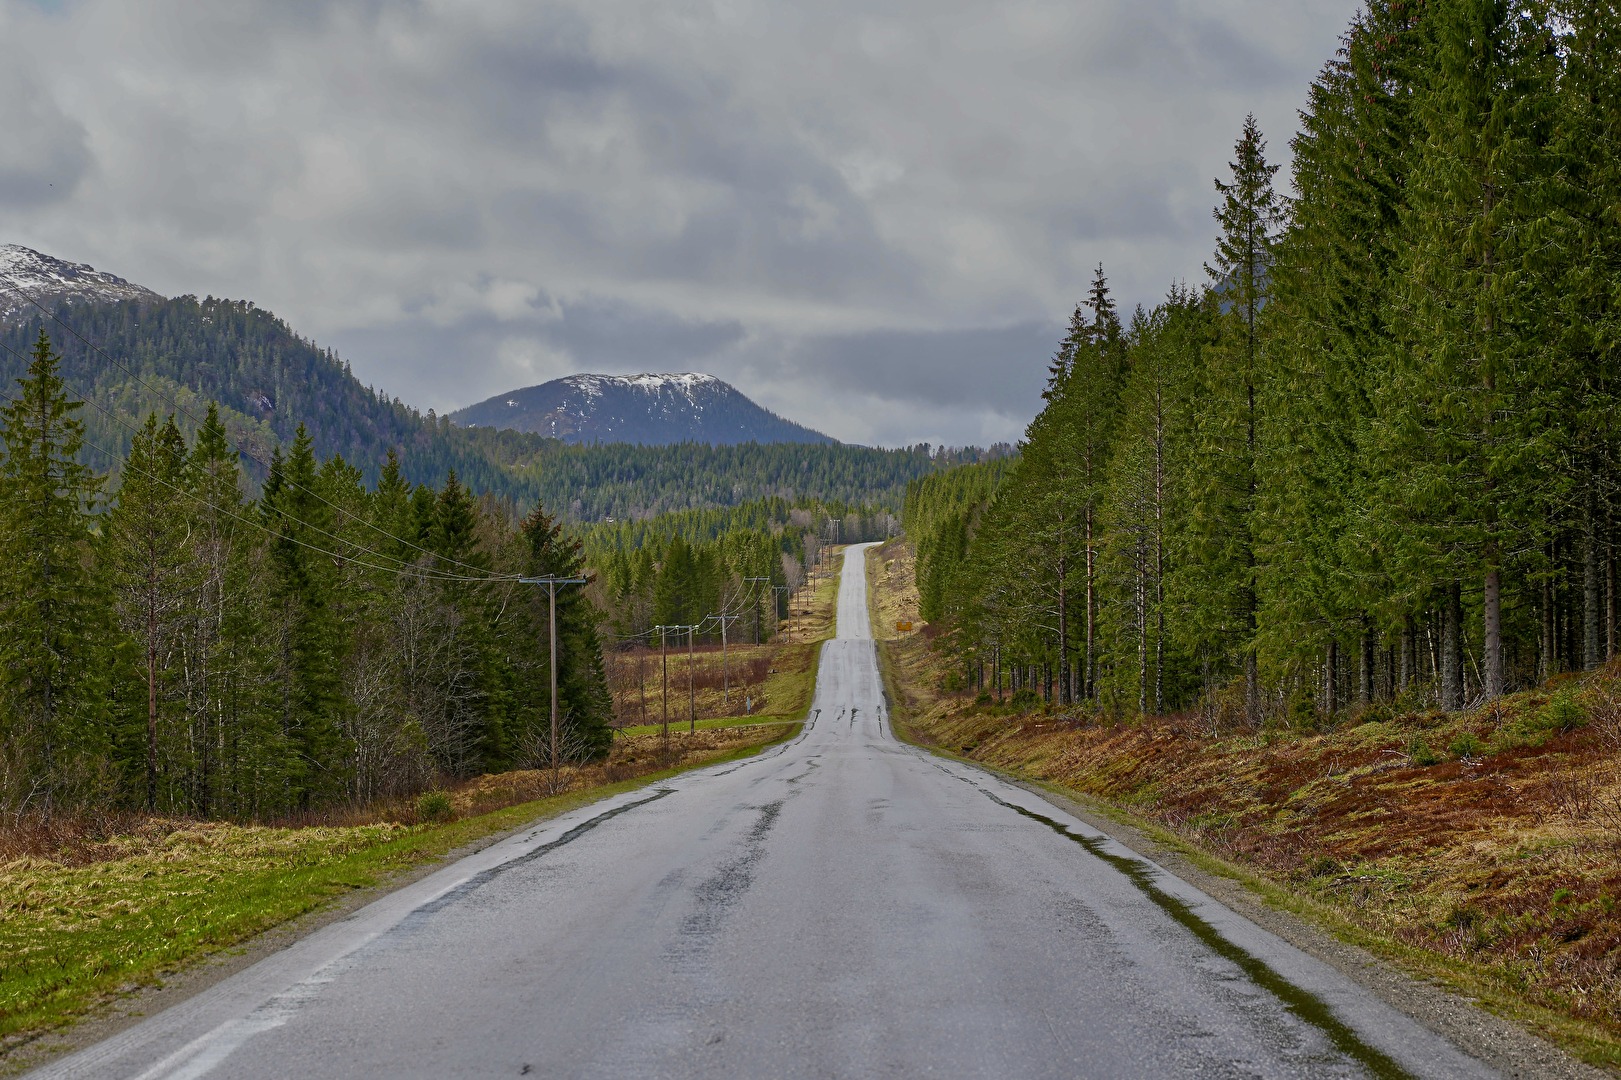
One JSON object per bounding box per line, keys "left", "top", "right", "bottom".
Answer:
{"left": 1, "top": 0, "right": 1359, "bottom": 448}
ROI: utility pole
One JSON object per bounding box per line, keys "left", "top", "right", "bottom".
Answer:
{"left": 520, "top": 574, "right": 588, "bottom": 789}
{"left": 771, "top": 585, "right": 790, "bottom": 637}
{"left": 744, "top": 577, "right": 768, "bottom": 645}
{"left": 685, "top": 623, "right": 698, "bottom": 733}
{"left": 653, "top": 624, "right": 674, "bottom": 753}
{"left": 708, "top": 613, "right": 742, "bottom": 710}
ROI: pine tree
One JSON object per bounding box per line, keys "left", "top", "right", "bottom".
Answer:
{"left": 1259, "top": 2, "right": 1434, "bottom": 711}
{"left": 1550, "top": 1, "right": 1621, "bottom": 669}
{"left": 184, "top": 402, "right": 273, "bottom": 816}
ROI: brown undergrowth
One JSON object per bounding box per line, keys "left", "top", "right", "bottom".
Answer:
{"left": 870, "top": 541, "right": 1621, "bottom": 1061}
{"left": 446, "top": 725, "right": 795, "bottom": 818}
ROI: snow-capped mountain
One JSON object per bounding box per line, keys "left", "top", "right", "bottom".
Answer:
{"left": 450, "top": 372, "right": 834, "bottom": 446}
{"left": 0, "top": 244, "right": 162, "bottom": 322}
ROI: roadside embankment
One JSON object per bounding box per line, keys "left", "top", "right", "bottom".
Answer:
{"left": 868, "top": 540, "right": 1621, "bottom": 1070}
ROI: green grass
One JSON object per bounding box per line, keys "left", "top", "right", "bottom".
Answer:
{"left": 0, "top": 726, "right": 799, "bottom": 1052}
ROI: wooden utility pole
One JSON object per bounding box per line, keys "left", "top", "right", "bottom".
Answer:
{"left": 708, "top": 612, "right": 741, "bottom": 710}
{"left": 686, "top": 623, "right": 697, "bottom": 733}
{"left": 520, "top": 575, "right": 588, "bottom": 788}
{"left": 744, "top": 576, "right": 768, "bottom": 645}
{"left": 653, "top": 624, "right": 672, "bottom": 747}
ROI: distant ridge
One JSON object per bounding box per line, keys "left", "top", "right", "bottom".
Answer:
{"left": 0, "top": 244, "right": 163, "bottom": 322}
{"left": 450, "top": 372, "right": 835, "bottom": 446}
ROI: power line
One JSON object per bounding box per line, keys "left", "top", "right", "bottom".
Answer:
{"left": 0, "top": 281, "right": 500, "bottom": 579}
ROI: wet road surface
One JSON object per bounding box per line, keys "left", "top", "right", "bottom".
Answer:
{"left": 31, "top": 544, "right": 1498, "bottom": 1079}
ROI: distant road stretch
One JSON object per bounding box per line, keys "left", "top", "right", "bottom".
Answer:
{"left": 33, "top": 544, "right": 1495, "bottom": 1079}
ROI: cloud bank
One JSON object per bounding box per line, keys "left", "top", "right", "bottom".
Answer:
{"left": 1, "top": 0, "right": 1357, "bottom": 446}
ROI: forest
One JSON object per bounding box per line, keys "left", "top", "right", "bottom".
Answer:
{"left": 585, "top": 499, "right": 899, "bottom": 647}
{"left": 0, "top": 331, "right": 612, "bottom": 818}
{"left": 909, "top": 0, "right": 1621, "bottom": 723}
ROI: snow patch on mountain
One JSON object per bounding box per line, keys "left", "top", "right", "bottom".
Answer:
{"left": 0, "top": 244, "right": 162, "bottom": 323}
{"left": 450, "top": 371, "right": 831, "bottom": 446}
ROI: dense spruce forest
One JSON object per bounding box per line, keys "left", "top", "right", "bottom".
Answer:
{"left": 909, "top": 1, "right": 1621, "bottom": 723}
{"left": 0, "top": 296, "right": 965, "bottom": 520}
{"left": 0, "top": 331, "right": 612, "bottom": 817}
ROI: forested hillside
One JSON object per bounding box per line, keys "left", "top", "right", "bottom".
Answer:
{"left": 501, "top": 440, "right": 974, "bottom": 520}
{"left": 0, "top": 297, "right": 963, "bottom": 518}
{"left": 911, "top": 1, "right": 1621, "bottom": 723}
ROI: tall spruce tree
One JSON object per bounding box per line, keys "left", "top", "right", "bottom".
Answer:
{"left": 1194, "top": 115, "right": 1283, "bottom": 722}
{"left": 105, "top": 414, "right": 193, "bottom": 809}
{"left": 0, "top": 331, "right": 107, "bottom": 802}
{"left": 262, "top": 424, "right": 351, "bottom": 805}
{"left": 518, "top": 505, "right": 613, "bottom": 760}
{"left": 1550, "top": 1, "right": 1621, "bottom": 669}
{"left": 1260, "top": 2, "right": 1435, "bottom": 712}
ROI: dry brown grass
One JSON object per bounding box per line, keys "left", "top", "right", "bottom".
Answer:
{"left": 446, "top": 724, "right": 795, "bottom": 817}
{"left": 605, "top": 555, "right": 843, "bottom": 727}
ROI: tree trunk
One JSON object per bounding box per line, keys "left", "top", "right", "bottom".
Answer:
{"left": 1607, "top": 512, "right": 1617, "bottom": 662}
{"left": 1399, "top": 617, "right": 1414, "bottom": 695}
{"left": 1584, "top": 508, "right": 1602, "bottom": 670}
{"left": 1542, "top": 572, "right": 1556, "bottom": 681}
{"left": 1245, "top": 652, "right": 1259, "bottom": 728}
{"left": 1359, "top": 624, "right": 1374, "bottom": 706}
{"left": 1484, "top": 566, "right": 1503, "bottom": 699}
{"left": 147, "top": 633, "right": 158, "bottom": 811}
{"left": 1084, "top": 508, "right": 1095, "bottom": 700}
{"left": 1443, "top": 582, "right": 1464, "bottom": 711}
{"left": 1324, "top": 639, "right": 1338, "bottom": 717}
{"left": 1057, "top": 553, "right": 1069, "bottom": 706}
{"left": 1137, "top": 544, "right": 1148, "bottom": 714}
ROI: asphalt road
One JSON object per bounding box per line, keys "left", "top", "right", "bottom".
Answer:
{"left": 32, "top": 544, "right": 1499, "bottom": 1080}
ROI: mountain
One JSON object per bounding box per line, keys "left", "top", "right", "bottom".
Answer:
{"left": 0, "top": 244, "right": 163, "bottom": 322}
{"left": 449, "top": 372, "right": 835, "bottom": 446}
{"left": 0, "top": 245, "right": 955, "bottom": 519}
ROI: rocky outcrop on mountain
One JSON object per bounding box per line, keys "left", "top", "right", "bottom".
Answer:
{"left": 0, "top": 244, "right": 162, "bottom": 322}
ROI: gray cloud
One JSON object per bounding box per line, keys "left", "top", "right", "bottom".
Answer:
{"left": 0, "top": 0, "right": 1359, "bottom": 446}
